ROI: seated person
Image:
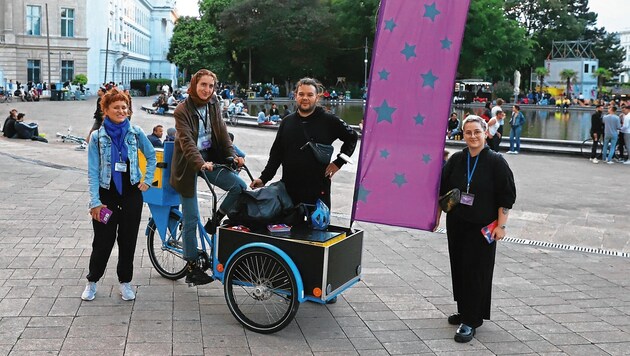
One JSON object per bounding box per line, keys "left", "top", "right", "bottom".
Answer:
{"left": 447, "top": 112, "right": 461, "bottom": 139}
{"left": 2, "top": 109, "right": 18, "bottom": 138}
{"left": 227, "top": 99, "right": 237, "bottom": 115}
{"left": 164, "top": 127, "right": 176, "bottom": 142}
{"left": 29, "top": 87, "right": 40, "bottom": 101}
{"left": 14, "top": 113, "right": 48, "bottom": 142}
{"left": 257, "top": 109, "right": 269, "bottom": 124}
{"left": 235, "top": 100, "right": 244, "bottom": 114}
{"left": 167, "top": 94, "right": 179, "bottom": 106}
{"left": 269, "top": 103, "right": 281, "bottom": 122}
{"left": 148, "top": 125, "right": 164, "bottom": 148}
{"left": 14, "top": 88, "right": 26, "bottom": 101}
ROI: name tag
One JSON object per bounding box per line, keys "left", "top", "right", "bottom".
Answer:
{"left": 115, "top": 162, "right": 128, "bottom": 172}
{"left": 460, "top": 193, "right": 474, "bottom": 206}
{"left": 197, "top": 132, "right": 212, "bottom": 150}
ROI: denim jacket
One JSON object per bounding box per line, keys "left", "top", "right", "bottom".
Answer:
{"left": 88, "top": 124, "right": 156, "bottom": 208}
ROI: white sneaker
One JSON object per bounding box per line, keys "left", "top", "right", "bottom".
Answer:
{"left": 514, "top": 151, "right": 519, "bottom": 155}
{"left": 81, "top": 282, "right": 97, "bottom": 301}
{"left": 607, "top": 160, "right": 614, "bottom": 165}
{"left": 120, "top": 282, "right": 136, "bottom": 301}
{"left": 589, "top": 158, "right": 593, "bottom": 162}
{"left": 624, "top": 160, "right": 630, "bottom": 165}
{"left": 592, "top": 158, "right": 599, "bottom": 164}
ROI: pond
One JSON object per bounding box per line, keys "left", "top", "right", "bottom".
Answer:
{"left": 245, "top": 102, "right": 595, "bottom": 141}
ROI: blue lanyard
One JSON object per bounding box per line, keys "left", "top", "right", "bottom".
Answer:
{"left": 467, "top": 151, "right": 479, "bottom": 193}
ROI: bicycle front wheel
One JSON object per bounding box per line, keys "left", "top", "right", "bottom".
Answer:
{"left": 224, "top": 248, "right": 299, "bottom": 334}
{"left": 147, "top": 217, "right": 187, "bottom": 280}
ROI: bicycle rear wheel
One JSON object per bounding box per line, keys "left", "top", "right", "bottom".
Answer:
{"left": 147, "top": 216, "right": 187, "bottom": 280}
{"left": 581, "top": 138, "right": 601, "bottom": 159}
{"left": 224, "top": 248, "right": 299, "bottom": 334}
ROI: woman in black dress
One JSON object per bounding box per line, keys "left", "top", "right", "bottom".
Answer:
{"left": 439, "top": 115, "right": 516, "bottom": 343}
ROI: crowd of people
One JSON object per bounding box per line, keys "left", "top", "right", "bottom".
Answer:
{"left": 588, "top": 103, "right": 630, "bottom": 164}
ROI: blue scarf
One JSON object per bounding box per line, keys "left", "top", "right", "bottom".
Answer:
{"left": 103, "top": 117, "right": 130, "bottom": 195}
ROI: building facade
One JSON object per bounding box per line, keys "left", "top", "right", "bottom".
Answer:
{"left": 0, "top": 0, "right": 178, "bottom": 93}
{"left": 618, "top": 30, "right": 630, "bottom": 83}
{"left": 544, "top": 41, "right": 599, "bottom": 100}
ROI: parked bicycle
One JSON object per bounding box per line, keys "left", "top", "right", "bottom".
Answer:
{"left": 0, "top": 89, "right": 12, "bottom": 103}
{"left": 581, "top": 137, "right": 622, "bottom": 161}
{"left": 142, "top": 142, "right": 364, "bottom": 334}
{"left": 56, "top": 127, "right": 88, "bottom": 150}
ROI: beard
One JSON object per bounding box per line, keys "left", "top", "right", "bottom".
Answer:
{"left": 297, "top": 102, "right": 316, "bottom": 115}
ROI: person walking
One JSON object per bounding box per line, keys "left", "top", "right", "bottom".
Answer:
{"left": 590, "top": 104, "right": 604, "bottom": 163}
{"left": 507, "top": 105, "right": 525, "bottom": 154}
{"left": 82, "top": 88, "right": 156, "bottom": 301}
{"left": 602, "top": 106, "right": 621, "bottom": 164}
{"left": 169, "top": 69, "right": 246, "bottom": 286}
{"left": 250, "top": 77, "right": 358, "bottom": 210}
{"left": 439, "top": 115, "right": 516, "bottom": 343}
{"left": 620, "top": 105, "right": 630, "bottom": 164}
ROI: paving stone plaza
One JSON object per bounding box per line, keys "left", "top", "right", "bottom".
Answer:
{"left": 0, "top": 97, "right": 628, "bottom": 355}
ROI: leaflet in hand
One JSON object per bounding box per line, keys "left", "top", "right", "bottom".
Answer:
{"left": 267, "top": 224, "right": 291, "bottom": 233}
{"left": 480, "top": 220, "right": 497, "bottom": 244}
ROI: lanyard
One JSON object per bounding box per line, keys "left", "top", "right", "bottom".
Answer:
{"left": 111, "top": 137, "right": 125, "bottom": 162}
{"left": 467, "top": 151, "right": 479, "bottom": 193}
{"left": 195, "top": 104, "right": 209, "bottom": 129}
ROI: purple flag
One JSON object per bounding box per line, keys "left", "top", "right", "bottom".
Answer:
{"left": 352, "top": 0, "right": 470, "bottom": 230}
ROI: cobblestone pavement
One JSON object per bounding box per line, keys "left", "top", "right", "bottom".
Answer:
{"left": 0, "top": 98, "right": 628, "bottom": 355}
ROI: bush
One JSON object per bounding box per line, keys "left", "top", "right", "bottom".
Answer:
{"left": 130, "top": 79, "right": 172, "bottom": 96}
{"left": 493, "top": 81, "right": 514, "bottom": 103}
{"left": 72, "top": 74, "right": 88, "bottom": 86}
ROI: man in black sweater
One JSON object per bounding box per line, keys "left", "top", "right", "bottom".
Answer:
{"left": 251, "top": 77, "right": 358, "bottom": 209}
{"left": 590, "top": 104, "right": 604, "bottom": 163}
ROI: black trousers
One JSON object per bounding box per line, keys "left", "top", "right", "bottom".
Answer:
{"left": 446, "top": 215, "right": 496, "bottom": 328}
{"left": 87, "top": 182, "right": 143, "bottom": 283}
{"left": 591, "top": 132, "right": 602, "bottom": 159}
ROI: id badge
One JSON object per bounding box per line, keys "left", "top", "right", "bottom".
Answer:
{"left": 460, "top": 192, "right": 475, "bottom": 206}
{"left": 115, "top": 161, "right": 128, "bottom": 172}
{"left": 197, "top": 133, "right": 212, "bottom": 150}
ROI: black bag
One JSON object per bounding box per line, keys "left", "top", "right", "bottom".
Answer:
{"left": 227, "top": 181, "right": 296, "bottom": 227}
{"left": 438, "top": 188, "right": 460, "bottom": 213}
{"left": 304, "top": 141, "right": 334, "bottom": 165}
{"left": 299, "top": 120, "right": 334, "bottom": 165}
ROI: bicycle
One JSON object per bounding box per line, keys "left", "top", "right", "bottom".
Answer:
{"left": 0, "top": 90, "right": 12, "bottom": 103}
{"left": 143, "top": 142, "right": 364, "bottom": 333}
{"left": 581, "top": 137, "right": 621, "bottom": 160}
{"left": 56, "top": 127, "right": 88, "bottom": 150}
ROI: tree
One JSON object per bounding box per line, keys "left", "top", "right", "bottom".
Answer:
{"left": 534, "top": 67, "right": 549, "bottom": 93}
{"left": 559, "top": 69, "right": 577, "bottom": 98}
{"left": 72, "top": 74, "right": 88, "bottom": 86}
{"left": 593, "top": 67, "right": 612, "bottom": 99}
{"left": 458, "top": 0, "right": 532, "bottom": 81}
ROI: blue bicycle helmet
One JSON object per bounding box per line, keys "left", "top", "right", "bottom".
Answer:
{"left": 310, "top": 199, "right": 330, "bottom": 230}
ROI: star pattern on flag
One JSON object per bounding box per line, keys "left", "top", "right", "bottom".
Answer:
{"left": 392, "top": 173, "right": 407, "bottom": 188}
{"left": 414, "top": 113, "right": 425, "bottom": 125}
{"left": 380, "top": 149, "right": 390, "bottom": 158}
{"left": 421, "top": 70, "right": 438, "bottom": 88}
{"left": 384, "top": 18, "right": 397, "bottom": 32}
{"left": 422, "top": 154, "right": 431, "bottom": 164}
{"left": 357, "top": 184, "right": 371, "bottom": 202}
{"left": 401, "top": 42, "right": 417, "bottom": 61}
{"left": 378, "top": 69, "right": 390, "bottom": 80}
{"left": 374, "top": 100, "right": 397, "bottom": 123}
{"left": 440, "top": 37, "right": 452, "bottom": 50}
{"left": 423, "top": 2, "right": 440, "bottom": 22}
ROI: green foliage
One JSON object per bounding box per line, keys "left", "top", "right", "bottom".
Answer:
{"left": 559, "top": 69, "right": 577, "bottom": 96}
{"left": 493, "top": 81, "right": 514, "bottom": 103}
{"left": 72, "top": 74, "right": 87, "bottom": 85}
{"left": 534, "top": 67, "right": 549, "bottom": 91}
{"left": 130, "top": 79, "right": 172, "bottom": 96}
{"left": 458, "top": 0, "right": 533, "bottom": 81}
{"left": 593, "top": 67, "right": 612, "bottom": 98}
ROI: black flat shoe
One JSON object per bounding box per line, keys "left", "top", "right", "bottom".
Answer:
{"left": 454, "top": 323, "right": 475, "bottom": 343}
{"left": 447, "top": 313, "right": 461, "bottom": 325}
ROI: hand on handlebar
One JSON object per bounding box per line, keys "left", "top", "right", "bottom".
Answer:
{"left": 234, "top": 156, "right": 245, "bottom": 167}
{"left": 250, "top": 178, "right": 264, "bottom": 189}
{"left": 201, "top": 162, "right": 214, "bottom": 172}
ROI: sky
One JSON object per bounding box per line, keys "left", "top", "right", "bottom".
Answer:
{"left": 174, "top": 0, "right": 627, "bottom": 32}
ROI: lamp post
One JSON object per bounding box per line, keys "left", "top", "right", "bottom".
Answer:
{"left": 364, "top": 37, "right": 368, "bottom": 94}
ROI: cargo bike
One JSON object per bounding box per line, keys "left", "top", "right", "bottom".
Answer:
{"left": 139, "top": 141, "right": 364, "bottom": 333}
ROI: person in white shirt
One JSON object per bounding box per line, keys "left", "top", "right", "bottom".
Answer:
{"left": 167, "top": 94, "right": 178, "bottom": 106}
{"left": 620, "top": 106, "right": 630, "bottom": 164}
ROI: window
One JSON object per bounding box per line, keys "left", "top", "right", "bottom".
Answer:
{"left": 591, "top": 65, "right": 596, "bottom": 73}
{"left": 27, "top": 60, "right": 41, "bottom": 83}
{"left": 61, "top": 8, "right": 75, "bottom": 37}
{"left": 61, "top": 60, "right": 74, "bottom": 82}
{"left": 26, "top": 5, "right": 42, "bottom": 36}
{"left": 584, "top": 64, "right": 589, "bottom": 73}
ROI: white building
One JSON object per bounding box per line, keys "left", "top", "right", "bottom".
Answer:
{"left": 0, "top": 0, "right": 178, "bottom": 93}
{"left": 618, "top": 30, "right": 630, "bottom": 83}
{"left": 544, "top": 41, "right": 599, "bottom": 100}
{"left": 86, "top": 0, "right": 178, "bottom": 92}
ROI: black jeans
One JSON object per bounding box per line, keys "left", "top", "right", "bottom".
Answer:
{"left": 591, "top": 132, "right": 602, "bottom": 159}
{"left": 87, "top": 182, "right": 143, "bottom": 283}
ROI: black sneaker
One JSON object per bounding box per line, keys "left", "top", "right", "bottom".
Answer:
{"left": 185, "top": 265, "right": 213, "bottom": 286}
{"left": 447, "top": 313, "right": 461, "bottom": 325}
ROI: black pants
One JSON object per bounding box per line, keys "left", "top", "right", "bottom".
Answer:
{"left": 87, "top": 182, "right": 143, "bottom": 283}
{"left": 618, "top": 133, "right": 626, "bottom": 159}
{"left": 591, "top": 132, "right": 601, "bottom": 159}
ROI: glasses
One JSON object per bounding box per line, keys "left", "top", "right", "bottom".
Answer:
{"left": 464, "top": 130, "right": 485, "bottom": 137}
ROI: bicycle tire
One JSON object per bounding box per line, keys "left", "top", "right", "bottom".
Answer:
{"left": 581, "top": 138, "right": 600, "bottom": 159}
{"left": 147, "top": 217, "right": 188, "bottom": 280}
{"left": 224, "top": 248, "right": 299, "bottom": 334}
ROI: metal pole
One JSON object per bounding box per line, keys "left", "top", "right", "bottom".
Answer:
{"left": 59, "top": 52, "right": 62, "bottom": 82}
{"left": 104, "top": 28, "right": 110, "bottom": 84}
{"left": 45, "top": 3, "right": 51, "bottom": 86}
{"left": 364, "top": 37, "right": 368, "bottom": 91}
{"left": 248, "top": 48, "right": 252, "bottom": 88}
